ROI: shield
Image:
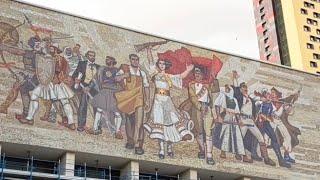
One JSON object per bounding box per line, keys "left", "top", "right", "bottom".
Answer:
{"left": 36, "top": 54, "right": 55, "bottom": 85}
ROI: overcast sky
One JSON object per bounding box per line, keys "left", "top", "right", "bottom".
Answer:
{"left": 20, "top": 0, "right": 259, "bottom": 59}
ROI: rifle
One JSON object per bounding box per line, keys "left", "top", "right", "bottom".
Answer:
{"left": 134, "top": 40, "right": 168, "bottom": 53}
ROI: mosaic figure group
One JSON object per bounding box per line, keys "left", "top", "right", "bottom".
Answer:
{"left": 0, "top": 33, "right": 301, "bottom": 169}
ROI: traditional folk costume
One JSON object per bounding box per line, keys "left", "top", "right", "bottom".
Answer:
{"left": 90, "top": 66, "right": 122, "bottom": 136}
{"left": 213, "top": 90, "right": 245, "bottom": 156}
{"left": 25, "top": 52, "right": 75, "bottom": 128}
{"left": 232, "top": 84, "right": 275, "bottom": 165}
{"left": 144, "top": 65, "right": 194, "bottom": 158}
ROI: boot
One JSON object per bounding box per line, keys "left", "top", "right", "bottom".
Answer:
{"left": 67, "top": 123, "right": 76, "bottom": 130}
{"left": 220, "top": 151, "right": 226, "bottom": 159}
{"left": 159, "top": 140, "right": 165, "bottom": 159}
{"left": 58, "top": 116, "right": 68, "bottom": 126}
{"left": 167, "top": 143, "right": 174, "bottom": 158}
{"left": 18, "top": 117, "right": 34, "bottom": 125}
{"left": 15, "top": 113, "right": 27, "bottom": 120}
{"left": 274, "top": 147, "right": 291, "bottom": 168}
{"left": 235, "top": 154, "right": 242, "bottom": 161}
{"left": 0, "top": 86, "right": 19, "bottom": 114}
{"left": 243, "top": 155, "right": 253, "bottom": 163}
{"left": 260, "top": 142, "right": 276, "bottom": 166}
{"left": 284, "top": 152, "right": 295, "bottom": 164}
{"left": 40, "top": 100, "right": 52, "bottom": 121}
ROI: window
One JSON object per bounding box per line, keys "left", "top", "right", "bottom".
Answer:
{"left": 314, "top": 12, "right": 320, "bottom": 19}
{"left": 307, "top": 18, "right": 318, "bottom": 25}
{"left": 261, "top": 14, "right": 266, "bottom": 20}
{"left": 310, "top": 36, "right": 320, "bottom": 42}
{"left": 262, "top": 21, "right": 267, "bottom": 28}
{"left": 304, "top": 25, "right": 311, "bottom": 32}
{"left": 266, "top": 53, "right": 271, "bottom": 60}
{"left": 310, "top": 61, "right": 317, "bottom": 68}
{"left": 264, "top": 37, "right": 269, "bottom": 44}
{"left": 304, "top": 2, "right": 315, "bottom": 9}
{"left": 313, "top": 53, "right": 320, "bottom": 59}
{"left": 301, "top": 8, "right": 308, "bottom": 15}
{"left": 265, "top": 45, "right": 270, "bottom": 52}
{"left": 263, "top": 29, "right": 268, "bottom": 36}
{"left": 307, "top": 43, "right": 314, "bottom": 49}
{"left": 259, "top": 0, "right": 263, "bottom": 5}
{"left": 260, "top": 7, "right": 265, "bottom": 13}
{"left": 317, "top": 29, "right": 320, "bottom": 35}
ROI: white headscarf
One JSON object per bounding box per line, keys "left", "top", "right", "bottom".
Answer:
{"left": 63, "top": 46, "right": 72, "bottom": 60}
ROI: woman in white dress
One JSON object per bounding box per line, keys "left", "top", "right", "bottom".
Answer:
{"left": 144, "top": 47, "right": 194, "bottom": 159}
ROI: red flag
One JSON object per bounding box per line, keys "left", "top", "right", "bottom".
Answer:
{"left": 157, "top": 47, "right": 192, "bottom": 75}
{"left": 157, "top": 47, "right": 223, "bottom": 87}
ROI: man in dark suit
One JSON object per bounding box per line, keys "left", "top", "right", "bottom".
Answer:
{"left": 72, "top": 50, "right": 100, "bottom": 131}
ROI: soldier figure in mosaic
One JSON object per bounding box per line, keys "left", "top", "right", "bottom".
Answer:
{"left": 179, "top": 66, "right": 217, "bottom": 165}
{"left": 231, "top": 71, "right": 276, "bottom": 166}
{"left": 254, "top": 88, "right": 292, "bottom": 168}
{"left": 115, "top": 54, "right": 150, "bottom": 155}
{"left": 18, "top": 43, "right": 76, "bottom": 130}
{"left": 87, "top": 56, "right": 124, "bottom": 139}
{"left": 267, "top": 87, "right": 300, "bottom": 164}
{"left": 0, "top": 36, "right": 41, "bottom": 119}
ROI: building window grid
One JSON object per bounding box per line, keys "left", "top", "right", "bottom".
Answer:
{"left": 266, "top": 53, "right": 271, "bottom": 60}
{"left": 301, "top": 8, "right": 308, "bottom": 15}
{"left": 304, "top": 2, "right": 315, "bottom": 9}
{"left": 304, "top": 25, "right": 311, "bottom": 32}
{"left": 313, "top": 53, "right": 320, "bottom": 59}
{"left": 259, "top": 0, "right": 263, "bottom": 5}
{"left": 310, "top": 61, "right": 318, "bottom": 68}
{"left": 307, "top": 18, "right": 318, "bottom": 26}
{"left": 310, "top": 35, "right": 320, "bottom": 42}
{"left": 263, "top": 29, "right": 268, "bottom": 36}
{"left": 265, "top": 45, "right": 270, "bottom": 52}
{"left": 307, "top": 43, "right": 314, "bottom": 49}
{"left": 310, "top": 0, "right": 320, "bottom": 3}
{"left": 262, "top": 21, "right": 267, "bottom": 28}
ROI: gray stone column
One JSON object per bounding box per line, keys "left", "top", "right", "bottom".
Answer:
{"left": 120, "top": 160, "right": 139, "bottom": 180}
{"left": 179, "top": 169, "right": 198, "bottom": 180}
{"left": 60, "top": 152, "right": 75, "bottom": 177}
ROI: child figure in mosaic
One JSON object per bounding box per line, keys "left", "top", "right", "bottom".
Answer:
{"left": 143, "top": 46, "right": 194, "bottom": 159}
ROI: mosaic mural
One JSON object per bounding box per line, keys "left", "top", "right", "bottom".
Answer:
{"left": 0, "top": 1, "right": 319, "bottom": 179}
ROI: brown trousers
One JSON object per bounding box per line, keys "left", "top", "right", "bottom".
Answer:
{"left": 125, "top": 106, "right": 145, "bottom": 148}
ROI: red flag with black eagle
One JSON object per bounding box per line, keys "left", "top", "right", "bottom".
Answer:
{"left": 157, "top": 47, "right": 223, "bottom": 87}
